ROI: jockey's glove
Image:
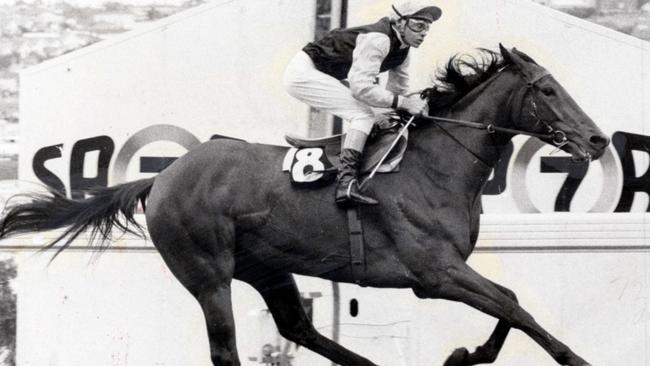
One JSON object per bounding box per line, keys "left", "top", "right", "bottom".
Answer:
{"left": 398, "top": 94, "right": 428, "bottom": 116}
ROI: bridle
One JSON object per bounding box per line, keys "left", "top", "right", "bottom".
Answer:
{"left": 519, "top": 70, "right": 569, "bottom": 148}
{"left": 364, "top": 65, "right": 573, "bottom": 186}
{"left": 365, "top": 62, "right": 580, "bottom": 188}
{"left": 415, "top": 67, "right": 569, "bottom": 147}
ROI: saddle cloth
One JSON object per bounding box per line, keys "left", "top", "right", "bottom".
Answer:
{"left": 282, "top": 122, "right": 408, "bottom": 185}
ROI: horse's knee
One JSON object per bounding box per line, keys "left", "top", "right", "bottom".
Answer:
{"left": 412, "top": 268, "right": 453, "bottom": 298}
{"left": 509, "top": 307, "right": 537, "bottom": 330}
{"left": 499, "top": 286, "right": 519, "bottom": 303}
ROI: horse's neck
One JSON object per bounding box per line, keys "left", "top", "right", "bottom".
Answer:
{"left": 410, "top": 71, "right": 520, "bottom": 190}
{"left": 443, "top": 69, "right": 519, "bottom": 145}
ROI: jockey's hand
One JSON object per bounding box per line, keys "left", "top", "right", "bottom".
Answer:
{"left": 398, "top": 94, "right": 428, "bottom": 116}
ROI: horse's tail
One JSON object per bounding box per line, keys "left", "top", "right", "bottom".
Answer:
{"left": 0, "top": 178, "right": 155, "bottom": 257}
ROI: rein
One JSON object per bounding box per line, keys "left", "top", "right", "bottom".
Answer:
{"left": 415, "top": 113, "right": 567, "bottom": 146}
{"left": 364, "top": 66, "right": 571, "bottom": 185}
{"left": 415, "top": 69, "right": 569, "bottom": 147}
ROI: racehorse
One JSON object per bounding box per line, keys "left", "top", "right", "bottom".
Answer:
{"left": 0, "top": 45, "right": 609, "bottom": 366}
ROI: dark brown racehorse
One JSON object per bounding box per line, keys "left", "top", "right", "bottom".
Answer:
{"left": 0, "top": 45, "right": 609, "bottom": 366}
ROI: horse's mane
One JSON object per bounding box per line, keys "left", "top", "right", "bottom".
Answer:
{"left": 422, "top": 49, "right": 507, "bottom": 113}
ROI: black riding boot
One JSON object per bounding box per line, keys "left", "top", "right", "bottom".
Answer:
{"left": 335, "top": 149, "right": 379, "bottom": 206}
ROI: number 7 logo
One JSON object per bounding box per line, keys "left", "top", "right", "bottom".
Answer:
{"left": 540, "top": 157, "right": 589, "bottom": 212}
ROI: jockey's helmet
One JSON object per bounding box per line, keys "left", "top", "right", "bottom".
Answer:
{"left": 390, "top": 0, "right": 442, "bottom": 23}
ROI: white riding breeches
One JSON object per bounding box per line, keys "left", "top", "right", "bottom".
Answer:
{"left": 283, "top": 51, "right": 380, "bottom": 135}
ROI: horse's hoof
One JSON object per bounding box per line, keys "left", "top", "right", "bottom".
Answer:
{"left": 443, "top": 347, "right": 469, "bottom": 366}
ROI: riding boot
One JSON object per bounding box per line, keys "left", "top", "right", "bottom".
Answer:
{"left": 335, "top": 149, "right": 379, "bottom": 206}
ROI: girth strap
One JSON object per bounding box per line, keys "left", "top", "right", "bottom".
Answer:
{"left": 347, "top": 207, "right": 366, "bottom": 284}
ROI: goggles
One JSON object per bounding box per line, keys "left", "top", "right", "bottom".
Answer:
{"left": 406, "top": 19, "right": 431, "bottom": 33}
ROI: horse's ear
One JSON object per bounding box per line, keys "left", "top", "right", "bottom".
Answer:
{"left": 512, "top": 48, "right": 539, "bottom": 65}
{"left": 504, "top": 46, "right": 546, "bottom": 82}
{"left": 499, "top": 43, "right": 513, "bottom": 64}
{"left": 499, "top": 44, "right": 529, "bottom": 71}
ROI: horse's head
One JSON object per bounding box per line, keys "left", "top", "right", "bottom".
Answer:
{"left": 499, "top": 44, "right": 610, "bottom": 161}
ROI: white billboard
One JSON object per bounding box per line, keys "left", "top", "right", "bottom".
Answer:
{"left": 19, "top": 0, "right": 314, "bottom": 194}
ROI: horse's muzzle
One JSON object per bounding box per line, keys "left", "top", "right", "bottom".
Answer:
{"left": 589, "top": 134, "right": 610, "bottom": 150}
{"left": 586, "top": 133, "right": 610, "bottom": 160}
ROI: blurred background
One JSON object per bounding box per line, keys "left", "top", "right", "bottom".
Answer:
{"left": 0, "top": 0, "right": 207, "bottom": 183}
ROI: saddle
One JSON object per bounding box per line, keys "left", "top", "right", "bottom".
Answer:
{"left": 282, "top": 119, "right": 409, "bottom": 186}
{"left": 282, "top": 117, "right": 411, "bottom": 284}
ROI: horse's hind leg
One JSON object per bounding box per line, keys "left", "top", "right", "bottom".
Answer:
{"left": 443, "top": 282, "right": 516, "bottom": 366}
{"left": 422, "top": 260, "right": 590, "bottom": 366}
{"left": 240, "top": 270, "right": 378, "bottom": 366}
{"left": 196, "top": 280, "right": 239, "bottom": 365}
{"left": 147, "top": 213, "right": 241, "bottom": 365}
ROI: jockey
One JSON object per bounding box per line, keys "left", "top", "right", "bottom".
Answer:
{"left": 283, "top": 0, "right": 442, "bottom": 207}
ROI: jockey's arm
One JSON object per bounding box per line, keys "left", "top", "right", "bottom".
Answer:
{"left": 348, "top": 33, "right": 405, "bottom": 109}
{"left": 386, "top": 53, "right": 410, "bottom": 96}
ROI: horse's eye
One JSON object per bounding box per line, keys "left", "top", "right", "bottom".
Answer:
{"left": 541, "top": 87, "right": 555, "bottom": 96}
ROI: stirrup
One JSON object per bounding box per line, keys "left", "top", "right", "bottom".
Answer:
{"left": 346, "top": 179, "right": 357, "bottom": 199}
{"left": 336, "top": 179, "right": 378, "bottom": 206}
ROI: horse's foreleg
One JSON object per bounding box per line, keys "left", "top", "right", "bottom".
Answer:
{"left": 423, "top": 262, "right": 590, "bottom": 366}
{"left": 443, "top": 282, "right": 516, "bottom": 366}
{"left": 246, "top": 272, "right": 378, "bottom": 366}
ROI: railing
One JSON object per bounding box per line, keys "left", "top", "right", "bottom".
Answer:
{"left": 0, "top": 213, "right": 648, "bottom": 253}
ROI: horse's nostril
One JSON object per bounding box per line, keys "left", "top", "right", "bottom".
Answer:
{"left": 589, "top": 134, "right": 610, "bottom": 148}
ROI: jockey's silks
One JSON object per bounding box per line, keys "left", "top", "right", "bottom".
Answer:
{"left": 302, "top": 17, "right": 410, "bottom": 80}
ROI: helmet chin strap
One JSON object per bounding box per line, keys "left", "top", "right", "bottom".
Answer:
{"left": 392, "top": 5, "right": 421, "bottom": 46}
{"left": 392, "top": 5, "right": 407, "bottom": 19}
{"left": 396, "top": 23, "right": 416, "bottom": 47}
{"left": 391, "top": 8, "right": 411, "bottom": 45}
